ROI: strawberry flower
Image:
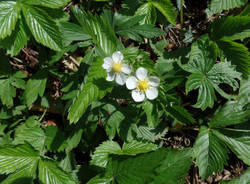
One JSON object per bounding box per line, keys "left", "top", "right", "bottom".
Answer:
{"left": 102, "top": 51, "right": 132, "bottom": 85}
{"left": 126, "top": 67, "right": 160, "bottom": 102}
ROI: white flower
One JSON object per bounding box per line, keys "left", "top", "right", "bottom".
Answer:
{"left": 102, "top": 51, "right": 132, "bottom": 85}
{"left": 126, "top": 67, "right": 160, "bottom": 102}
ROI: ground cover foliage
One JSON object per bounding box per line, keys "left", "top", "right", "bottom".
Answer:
{"left": 0, "top": 0, "right": 249, "bottom": 183}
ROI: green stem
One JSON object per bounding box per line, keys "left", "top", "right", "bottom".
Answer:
{"left": 39, "top": 109, "right": 47, "bottom": 122}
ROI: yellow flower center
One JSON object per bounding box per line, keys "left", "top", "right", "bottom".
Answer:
{"left": 112, "top": 63, "right": 122, "bottom": 73}
{"left": 137, "top": 80, "right": 150, "bottom": 92}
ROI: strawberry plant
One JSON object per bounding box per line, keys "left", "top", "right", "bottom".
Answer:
{"left": 0, "top": 0, "right": 249, "bottom": 183}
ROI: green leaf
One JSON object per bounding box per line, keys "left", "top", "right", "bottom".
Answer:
{"left": 68, "top": 84, "right": 99, "bottom": 123}
{"left": 220, "top": 167, "right": 250, "bottom": 184}
{"left": 38, "top": 159, "right": 76, "bottom": 184}
{"left": 106, "top": 148, "right": 167, "bottom": 184}
{"left": 163, "top": 103, "right": 196, "bottom": 125}
{"left": 121, "top": 140, "right": 158, "bottom": 155}
{"left": 105, "top": 109, "right": 125, "bottom": 140}
{"left": 59, "top": 22, "right": 91, "bottom": 46}
{"left": 142, "top": 101, "right": 159, "bottom": 128}
{"left": 68, "top": 57, "right": 112, "bottom": 123}
{"left": 180, "top": 36, "right": 241, "bottom": 110}
{"left": 209, "top": 101, "right": 250, "bottom": 128}
{"left": 23, "top": 0, "right": 71, "bottom": 8}
{"left": 135, "top": 3, "right": 157, "bottom": 25}
{"left": 148, "top": 0, "right": 177, "bottom": 25}
{"left": 0, "top": 1, "right": 20, "bottom": 39}
{"left": 0, "top": 79, "right": 16, "bottom": 107}
{"left": 91, "top": 140, "right": 158, "bottom": 168}
{"left": 45, "top": 126, "right": 65, "bottom": 152}
{"left": 216, "top": 40, "right": 250, "bottom": 78}
{"left": 87, "top": 174, "right": 113, "bottom": 184}
{"left": 238, "top": 77, "right": 250, "bottom": 106}
{"left": 13, "top": 124, "right": 45, "bottom": 152}
{"left": 136, "top": 125, "right": 169, "bottom": 142}
{"left": 115, "top": 14, "right": 165, "bottom": 42}
{"left": 0, "top": 144, "right": 39, "bottom": 174}
{"left": 22, "top": 5, "right": 62, "bottom": 51}
{"left": 213, "top": 128, "right": 250, "bottom": 165}
{"left": 186, "top": 73, "right": 216, "bottom": 110}
{"left": 0, "top": 18, "right": 29, "bottom": 56}
{"left": 91, "top": 141, "right": 122, "bottom": 168}
{"left": 72, "top": 7, "right": 119, "bottom": 55}
{"left": 240, "top": 5, "right": 250, "bottom": 16}
{"left": 1, "top": 164, "right": 37, "bottom": 184}
{"left": 151, "top": 148, "right": 193, "bottom": 184}
{"left": 24, "top": 70, "right": 47, "bottom": 106}
{"left": 206, "top": 0, "right": 248, "bottom": 16}
{"left": 194, "top": 126, "right": 228, "bottom": 179}
{"left": 210, "top": 16, "right": 250, "bottom": 41}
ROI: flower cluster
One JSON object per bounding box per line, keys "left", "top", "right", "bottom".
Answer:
{"left": 102, "top": 51, "right": 160, "bottom": 102}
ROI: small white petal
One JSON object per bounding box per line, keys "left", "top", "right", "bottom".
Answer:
{"left": 148, "top": 76, "right": 160, "bottom": 87}
{"left": 126, "top": 76, "right": 138, "bottom": 90}
{"left": 112, "top": 51, "right": 124, "bottom": 63}
{"left": 136, "top": 67, "right": 148, "bottom": 80}
{"left": 132, "top": 90, "right": 145, "bottom": 102}
{"left": 106, "top": 72, "right": 115, "bottom": 81}
{"left": 102, "top": 57, "right": 113, "bottom": 71}
{"left": 121, "top": 64, "right": 132, "bottom": 74}
{"left": 146, "top": 87, "right": 158, "bottom": 100}
{"left": 115, "top": 73, "right": 127, "bottom": 85}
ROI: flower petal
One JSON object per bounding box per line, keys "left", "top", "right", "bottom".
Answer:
{"left": 115, "top": 73, "right": 127, "bottom": 85}
{"left": 146, "top": 87, "right": 158, "bottom": 100}
{"left": 126, "top": 76, "right": 138, "bottom": 90}
{"left": 148, "top": 76, "right": 160, "bottom": 87}
{"left": 102, "top": 57, "right": 113, "bottom": 71}
{"left": 121, "top": 64, "right": 132, "bottom": 74}
{"left": 132, "top": 90, "right": 145, "bottom": 102}
{"left": 106, "top": 72, "right": 115, "bottom": 81}
{"left": 136, "top": 67, "right": 148, "bottom": 80}
{"left": 112, "top": 51, "right": 124, "bottom": 63}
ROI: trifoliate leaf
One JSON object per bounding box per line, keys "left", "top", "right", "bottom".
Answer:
{"left": 0, "top": 144, "right": 39, "bottom": 174}
{"left": 194, "top": 126, "right": 229, "bottom": 179}
{"left": 180, "top": 36, "right": 241, "bottom": 110}
{"left": 0, "top": 1, "right": 20, "bottom": 39}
